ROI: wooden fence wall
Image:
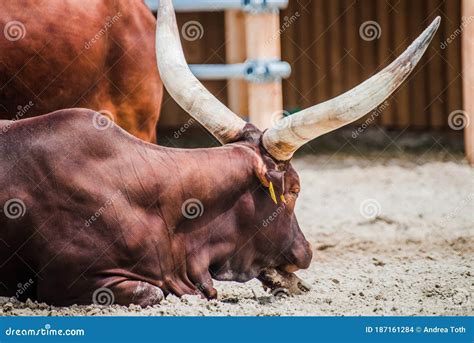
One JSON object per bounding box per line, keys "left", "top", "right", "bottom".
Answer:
{"left": 159, "top": 0, "right": 463, "bottom": 131}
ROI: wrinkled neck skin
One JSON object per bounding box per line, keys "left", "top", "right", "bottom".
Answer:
{"left": 124, "top": 140, "right": 264, "bottom": 298}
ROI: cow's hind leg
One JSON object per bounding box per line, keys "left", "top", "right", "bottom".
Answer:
{"left": 100, "top": 280, "right": 164, "bottom": 307}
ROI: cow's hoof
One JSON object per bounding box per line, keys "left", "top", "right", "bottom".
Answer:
{"left": 258, "top": 268, "right": 311, "bottom": 296}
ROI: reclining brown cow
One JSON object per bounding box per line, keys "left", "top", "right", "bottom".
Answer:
{"left": 0, "top": 0, "right": 440, "bottom": 306}
{"left": 0, "top": 0, "right": 162, "bottom": 142}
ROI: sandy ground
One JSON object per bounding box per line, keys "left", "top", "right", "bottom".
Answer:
{"left": 1, "top": 155, "right": 473, "bottom": 316}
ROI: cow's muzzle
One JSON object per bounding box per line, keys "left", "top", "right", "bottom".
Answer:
{"left": 282, "top": 241, "right": 313, "bottom": 272}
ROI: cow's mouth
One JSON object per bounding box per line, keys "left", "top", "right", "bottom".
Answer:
{"left": 280, "top": 264, "right": 301, "bottom": 273}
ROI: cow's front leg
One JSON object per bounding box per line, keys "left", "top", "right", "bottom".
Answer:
{"left": 194, "top": 277, "right": 217, "bottom": 300}
{"left": 100, "top": 280, "right": 164, "bottom": 307}
{"left": 186, "top": 261, "right": 217, "bottom": 299}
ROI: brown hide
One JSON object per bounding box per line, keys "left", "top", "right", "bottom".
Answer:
{"left": 0, "top": 0, "right": 162, "bottom": 142}
{"left": 0, "top": 109, "right": 312, "bottom": 306}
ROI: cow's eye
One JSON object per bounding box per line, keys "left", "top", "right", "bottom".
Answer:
{"left": 289, "top": 190, "right": 299, "bottom": 197}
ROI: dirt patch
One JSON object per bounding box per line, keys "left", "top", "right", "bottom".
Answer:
{"left": 1, "top": 157, "right": 473, "bottom": 316}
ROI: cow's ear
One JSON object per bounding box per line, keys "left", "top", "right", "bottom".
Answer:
{"left": 256, "top": 168, "right": 286, "bottom": 204}
{"left": 253, "top": 154, "right": 286, "bottom": 204}
{"left": 254, "top": 155, "right": 270, "bottom": 187}
{"left": 265, "top": 170, "right": 286, "bottom": 204}
{"left": 255, "top": 156, "right": 285, "bottom": 204}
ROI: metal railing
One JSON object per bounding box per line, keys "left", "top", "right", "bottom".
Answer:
{"left": 149, "top": 0, "right": 291, "bottom": 82}
{"left": 145, "top": 0, "right": 288, "bottom": 13}
{"left": 189, "top": 60, "right": 291, "bottom": 83}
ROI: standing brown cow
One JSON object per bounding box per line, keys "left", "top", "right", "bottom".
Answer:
{"left": 0, "top": 0, "right": 162, "bottom": 142}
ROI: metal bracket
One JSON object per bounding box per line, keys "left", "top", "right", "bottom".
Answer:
{"left": 243, "top": 59, "right": 291, "bottom": 82}
{"left": 189, "top": 60, "right": 291, "bottom": 83}
{"left": 242, "top": 0, "right": 287, "bottom": 13}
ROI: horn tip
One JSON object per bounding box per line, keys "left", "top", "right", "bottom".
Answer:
{"left": 411, "top": 16, "right": 441, "bottom": 54}
{"left": 432, "top": 16, "right": 441, "bottom": 30}
{"left": 422, "top": 16, "right": 441, "bottom": 47}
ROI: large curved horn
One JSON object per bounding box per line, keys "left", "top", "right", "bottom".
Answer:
{"left": 156, "top": 0, "right": 246, "bottom": 144}
{"left": 263, "top": 17, "right": 441, "bottom": 161}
